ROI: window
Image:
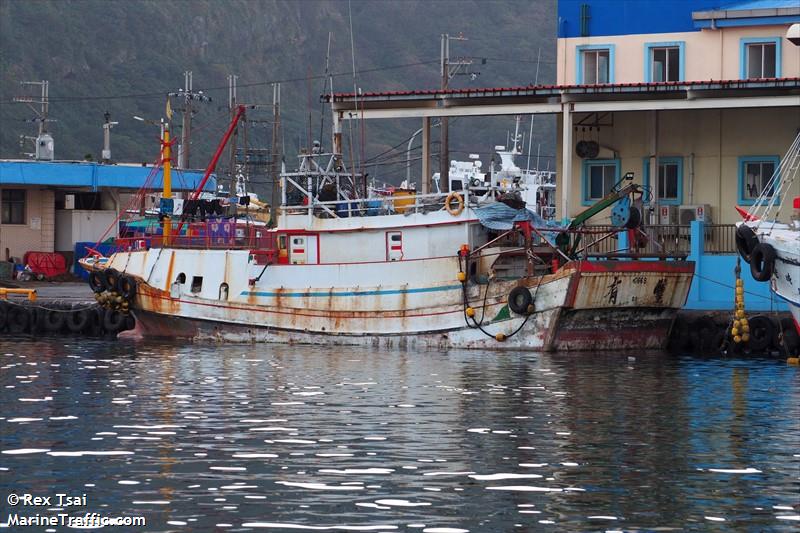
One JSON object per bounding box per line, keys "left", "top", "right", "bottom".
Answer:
{"left": 582, "top": 159, "right": 619, "bottom": 205}
{"left": 219, "top": 283, "right": 229, "bottom": 301}
{"left": 1, "top": 189, "right": 25, "bottom": 225}
{"left": 740, "top": 38, "right": 781, "bottom": 79}
{"left": 643, "top": 157, "right": 683, "bottom": 205}
{"left": 738, "top": 156, "right": 780, "bottom": 205}
{"left": 576, "top": 45, "right": 614, "bottom": 84}
{"left": 191, "top": 275, "right": 203, "bottom": 293}
{"left": 645, "top": 42, "right": 684, "bottom": 82}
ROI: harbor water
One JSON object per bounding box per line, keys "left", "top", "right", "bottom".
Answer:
{"left": 1, "top": 337, "right": 798, "bottom": 531}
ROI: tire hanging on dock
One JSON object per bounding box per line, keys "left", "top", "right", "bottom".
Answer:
{"left": 746, "top": 315, "right": 774, "bottom": 352}
{"left": 42, "top": 308, "right": 65, "bottom": 332}
{"left": 101, "top": 269, "right": 121, "bottom": 294}
{"left": 778, "top": 317, "right": 800, "bottom": 355}
{"left": 66, "top": 308, "right": 90, "bottom": 333}
{"left": 103, "top": 309, "right": 126, "bottom": 333}
{"left": 7, "top": 306, "right": 31, "bottom": 333}
{"left": 0, "top": 302, "right": 8, "bottom": 331}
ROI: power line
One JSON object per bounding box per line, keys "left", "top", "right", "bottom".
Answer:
{"left": 0, "top": 60, "right": 440, "bottom": 105}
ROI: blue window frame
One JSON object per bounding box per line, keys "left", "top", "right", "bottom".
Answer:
{"left": 644, "top": 41, "right": 685, "bottom": 82}
{"left": 642, "top": 157, "right": 683, "bottom": 206}
{"left": 581, "top": 159, "right": 620, "bottom": 206}
{"left": 740, "top": 37, "right": 781, "bottom": 79}
{"left": 576, "top": 44, "right": 615, "bottom": 84}
{"left": 738, "top": 156, "right": 781, "bottom": 206}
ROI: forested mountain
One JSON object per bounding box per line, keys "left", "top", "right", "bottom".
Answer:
{"left": 0, "top": 0, "right": 556, "bottom": 193}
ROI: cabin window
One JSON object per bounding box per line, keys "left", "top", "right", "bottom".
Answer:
{"left": 1, "top": 189, "right": 26, "bottom": 225}
{"left": 279, "top": 235, "right": 287, "bottom": 249}
{"left": 219, "top": 283, "right": 229, "bottom": 301}
{"left": 176, "top": 273, "right": 186, "bottom": 284}
{"left": 451, "top": 179, "right": 463, "bottom": 191}
{"left": 582, "top": 159, "right": 619, "bottom": 205}
{"left": 577, "top": 45, "right": 614, "bottom": 84}
{"left": 191, "top": 276, "right": 203, "bottom": 293}
{"left": 643, "top": 157, "right": 683, "bottom": 206}
{"left": 738, "top": 156, "right": 780, "bottom": 206}
{"left": 742, "top": 38, "right": 779, "bottom": 79}
{"left": 645, "top": 42, "right": 683, "bottom": 82}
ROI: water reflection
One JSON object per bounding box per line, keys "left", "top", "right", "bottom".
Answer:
{"left": 1, "top": 337, "right": 798, "bottom": 531}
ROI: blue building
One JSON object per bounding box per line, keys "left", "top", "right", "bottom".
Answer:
{"left": 0, "top": 160, "right": 214, "bottom": 264}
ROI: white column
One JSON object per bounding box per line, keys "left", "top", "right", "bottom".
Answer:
{"left": 421, "top": 117, "right": 431, "bottom": 194}
{"left": 561, "top": 103, "right": 573, "bottom": 219}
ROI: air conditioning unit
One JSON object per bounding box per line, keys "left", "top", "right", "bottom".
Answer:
{"left": 679, "top": 204, "right": 712, "bottom": 224}
{"left": 658, "top": 205, "right": 678, "bottom": 225}
{"left": 64, "top": 194, "right": 75, "bottom": 210}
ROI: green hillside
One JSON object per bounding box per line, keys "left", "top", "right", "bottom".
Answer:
{"left": 0, "top": 0, "right": 556, "bottom": 194}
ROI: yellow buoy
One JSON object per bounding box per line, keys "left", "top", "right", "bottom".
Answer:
{"left": 736, "top": 278, "right": 743, "bottom": 287}
{"left": 733, "top": 319, "right": 741, "bottom": 329}
{"left": 495, "top": 333, "right": 506, "bottom": 342}
{"left": 466, "top": 307, "right": 475, "bottom": 318}
{"left": 742, "top": 324, "right": 750, "bottom": 333}
{"left": 736, "top": 310, "right": 745, "bottom": 319}
{"left": 457, "top": 272, "right": 466, "bottom": 282}
{"left": 731, "top": 327, "right": 740, "bottom": 336}
{"left": 740, "top": 318, "right": 748, "bottom": 327}
{"left": 736, "top": 286, "right": 743, "bottom": 295}
{"left": 741, "top": 333, "right": 750, "bottom": 342}
{"left": 787, "top": 357, "right": 799, "bottom": 365}
{"left": 734, "top": 335, "right": 742, "bottom": 343}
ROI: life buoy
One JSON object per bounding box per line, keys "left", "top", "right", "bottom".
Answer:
{"left": 89, "top": 271, "right": 106, "bottom": 293}
{"left": 117, "top": 276, "right": 137, "bottom": 300}
{"left": 735, "top": 225, "right": 758, "bottom": 263}
{"left": 508, "top": 286, "right": 533, "bottom": 315}
{"left": 42, "top": 308, "right": 65, "bottom": 332}
{"left": 749, "top": 243, "right": 775, "bottom": 282}
{"left": 746, "top": 315, "right": 774, "bottom": 352}
{"left": 66, "top": 308, "right": 90, "bottom": 333}
{"left": 103, "top": 309, "right": 126, "bottom": 333}
{"left": 445, "top": 192, "right": 464, "bottom": 216}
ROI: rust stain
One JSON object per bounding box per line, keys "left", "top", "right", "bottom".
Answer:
{"left": 165, "top": 250, "right": 176, "bottom": 292}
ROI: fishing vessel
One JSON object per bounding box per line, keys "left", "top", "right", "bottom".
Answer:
{"left": 432, "top": 118, "right": 557, "bottom": 220}
{"left": 736, "top": 133, "right": 800, "bottom": 336}
{"left": 80, "top": 106, "right": 693, "bottom": 350}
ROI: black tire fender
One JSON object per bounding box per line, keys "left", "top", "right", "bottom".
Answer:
{"left": 103, "top": 309, "right": 126, "bottom": 333}
{"left": 747, "top": 315, "right": 774, "bottom": 353}
{"left": 42, "top": 308, "right": 65, "bottom": 332}
{"left": 66, "top": 308, "right": 90, "bottom": 333}
{"left": 690, "top": 316, "right": 719, "bottom": 355}
{"left": 0, "top": 301, "right": 8, "bottom": 331}
{"left": 735, "top": 224, "right": 758, "bottom": 263}
{"left": 668, "top": 315, "right": 692, "bottom": 352}
{"left": 89, "top": 271, "right": 106, "bottom": 293}
{"left": 101, "top": 269, "right": 121, "bottom": 294}
{"left": 117, "top": 275, "right": 137, "bottom": 300}
{"left": 778, "top": 317, "right": 800, "bottom": 355}
{"left": 508, "top": 286, "right": 533, "bottom": 315}
{"left": 8, "top": 306, "right": 31, "bottom": 333}
{"left": 749, "top": 243, "right": 776, "bottom": 282}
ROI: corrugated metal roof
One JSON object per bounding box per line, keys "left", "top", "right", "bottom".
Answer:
{"left": 0, "top": 160, "right": 216, "bottom": 191}
{"left": 326, "top": 78, "right": 800, "bottom": 103}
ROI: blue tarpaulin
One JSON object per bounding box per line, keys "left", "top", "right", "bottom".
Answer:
{"left": 475, "top": 202, "right": 562, "bottom": 231}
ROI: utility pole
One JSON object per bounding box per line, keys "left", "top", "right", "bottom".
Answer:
{"left": 269, "top": 83, "right": 282, "bottom": 222}
{"left": 14, "top": 80, "right": 55, "bottom": 159}
{"left": 168, "top": 71, "right": 211, "bottom": 169}
{"left": 439, "top": 34, "right": 478, "bottom": 192}
{"left": 227, "top": 74, "right": 239, "bottom": 194}
{"left": 101, "top": 111, "right": 118, "bottom": 163}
